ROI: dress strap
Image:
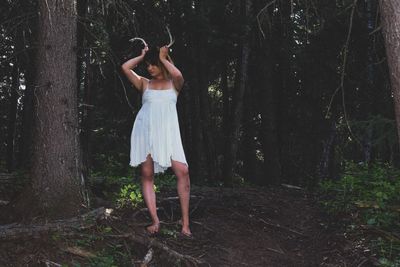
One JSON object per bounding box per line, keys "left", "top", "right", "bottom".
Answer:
{"left": 169, "top": 79, "right": 179, "bottom": 95}
{"left": 144, "top": 79, "right": 151, "bottom": 92}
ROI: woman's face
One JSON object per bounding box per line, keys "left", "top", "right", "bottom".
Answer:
{"left": 146, "top": 63, "right": 162, "bottom": 77}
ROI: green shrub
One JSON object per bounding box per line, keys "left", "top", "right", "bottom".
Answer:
{"left": 319, "top": 161, "right": 400, "bottom": 264}
{"left": 115, "top": 173, "right": 177, "bottom": 208}
{"left": 116, "top": 183, "right": 143, "bottom": 208}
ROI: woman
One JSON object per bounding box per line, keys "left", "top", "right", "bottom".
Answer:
{"left": 121, "top": 45, "right": 192, "bottom": 237}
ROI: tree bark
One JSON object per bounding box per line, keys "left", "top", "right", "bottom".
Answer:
{"left": 30, "top": 0, "right": 85, "bottom": 218}
{"left": 380, "top": 0, "right": 400, "bottom": 149}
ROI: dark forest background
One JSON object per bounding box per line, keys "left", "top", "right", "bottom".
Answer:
{"left": 0, "top": 0, "right": 397, "bottom": 187}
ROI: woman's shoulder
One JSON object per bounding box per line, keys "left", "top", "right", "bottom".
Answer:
{"left": 141, "top": 78, "right": 150, "bottom": 91}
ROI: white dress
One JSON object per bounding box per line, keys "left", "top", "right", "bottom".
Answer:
{"left": 129, "top": 80, "right": 188, "bottom": 173}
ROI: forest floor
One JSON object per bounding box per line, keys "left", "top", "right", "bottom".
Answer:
{"left": 0, "top": 184, "right": 372, "bottom": 267}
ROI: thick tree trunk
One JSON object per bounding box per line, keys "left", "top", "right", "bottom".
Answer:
{"left": 223, "top": 0, "right": 252, "bottom": 185}
{"left": 30, "top": 0, "right": 85, "bottom": 218}
{"left": 380, "top": 0, "right": 400, "bottom": 149}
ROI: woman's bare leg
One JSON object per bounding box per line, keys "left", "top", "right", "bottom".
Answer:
{"left": 141, "top": 154, "right": 159, "bottom": 233}
{"left": 171, "top": 159, "right": 191, "bottom": 235}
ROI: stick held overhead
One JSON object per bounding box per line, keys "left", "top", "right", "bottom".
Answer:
{"left": 129, "top": 37, "right": 148, "bottom": 48}
{"left": 165, "top": 26, "right": 175, "bottom": 48}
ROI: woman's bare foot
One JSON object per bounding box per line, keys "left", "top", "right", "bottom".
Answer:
{"left": 178, "top": 219, "right": 192, "bottom": 237}
{"left": 181, "top": 227, "right": 192, "bottom": 237}
{"left": 146, "top": 221, "right": 160, "bottom": 234}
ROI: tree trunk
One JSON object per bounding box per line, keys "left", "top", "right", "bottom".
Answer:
{"left": 29, "top": 0, "right": 85, "bottom": 218}
{"left": 17, "top": 47, "right": 35, "bottom": 170}
{"left": 221, "top": 58, "right": 231, "bottom": 142}
{"left": 380, "top": 0, "right": 400, "bottom": 149}
{"left": 259, "top": 45, "right": 281, "bottom": 185}
{"left": 77, "top": 0, "right": 89, "bottom": 177}
{"left": 6, "top": 61, "right": 19, "bottom": 172}
{"left": 16, "top": 1, "right": 37, "bottom": 170}
{"left": 223, "top": 0, "right": 252, "bottom": 185}
{"left": 196, "top": 1, "right": 218, "bottom": 181}
{"left": 318, "top": 120, "right": 337, "bottom": 180}
{"left": 241, "top": 80, "right": 257, "bottom": 183}
{"left": 81, "top": 52, "right": 95, "bottom": 182}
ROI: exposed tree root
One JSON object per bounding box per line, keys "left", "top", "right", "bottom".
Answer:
{"left": 0, "top": 207, "right": 106, "bottom": 240}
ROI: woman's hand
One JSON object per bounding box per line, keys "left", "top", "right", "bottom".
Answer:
{"left": 141, "top": 45, "right": 149, "bottom": 57}
{"left": 159, "top": 45, "right": 169, "bottom": 60}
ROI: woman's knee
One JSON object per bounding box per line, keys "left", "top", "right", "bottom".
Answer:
{"left": 177, "top": 165, "right": 190, "bottom": 178}
{"left": 141, "top": 166, "right": 154, "bottom": 179}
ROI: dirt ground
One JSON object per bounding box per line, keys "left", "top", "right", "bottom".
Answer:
{"left": 0, "top": 185, "right": 371, "bottom": 266}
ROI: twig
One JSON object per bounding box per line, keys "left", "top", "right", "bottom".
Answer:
{"left": 76, "top": 19, "right": 135, "bottom": 113}
{"left": 266, "top": 246, "right": 285, "bottom": 255}
{"left": 131, "top": 207, "right": 163, "bottom": 219}
{"left": 161, "top": 195, "right": 201, "bottom": 201}
{"left": 357, "top": 258, "right": 369, "bottom": 267}
{"left": 123, "top": 240, "right": 133, "bottom": 262}
{"left": 281, "top": 184, "right": 303, "bottom": 190}
{"left": 79, "top": 103, "right": 95, "bottom": 108}
{"left": 190, "top": 196, "right": 204, "bottom": 216}
{"left": 256, "top": 0, "right": 276, "bottom": 39}
{"left": 325, "top": 0, "right": 362, "bottom": 147}
{"left": 0, "top": 200, "right": 9, "bottom": 206}
{"left": 259, "top": 218, "right": 306, "bottom": 236}
{"left": 192, "top": 220, "right": 215, "bottom": 233}
{"left": 59, "top": 245, "right": 96, "bottom": 258}
{"left": 369, "top": 25, "right": 382, "bottom": 35}
{"left": 44, "top": 260, "right": 62, "bottom": 267}
{"left": 141, "top": 248, "right": 154, "bottom": 267}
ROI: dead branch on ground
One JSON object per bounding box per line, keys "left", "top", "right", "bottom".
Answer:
{"left": 0, "top": 207, "right": 106, "bottom": 240}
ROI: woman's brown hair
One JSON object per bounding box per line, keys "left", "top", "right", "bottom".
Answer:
{"left": 143, "top": 47, "right": 174, "bottom": 79}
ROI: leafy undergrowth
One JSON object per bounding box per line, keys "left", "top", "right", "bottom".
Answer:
{"left": 319, "top": 161, "right": 400, "bottom": 266}
{"left": 89, "top": 171, "right": 177, "bottom": 209}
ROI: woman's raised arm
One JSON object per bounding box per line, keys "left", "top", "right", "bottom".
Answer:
{"left": 159, "top": 46, "right": 184, "bottom": 91}
{"left": 121, "top": 47, "right": 148, "bottom": 92}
